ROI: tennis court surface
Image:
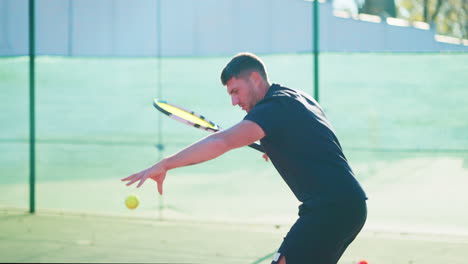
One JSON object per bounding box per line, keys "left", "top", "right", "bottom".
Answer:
{"left": 1, "top": 208, "right": 467, "bottom": 264}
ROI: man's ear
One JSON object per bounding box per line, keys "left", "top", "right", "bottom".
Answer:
{"left": 250, "top": 71, "right": 263, "bottom": 85}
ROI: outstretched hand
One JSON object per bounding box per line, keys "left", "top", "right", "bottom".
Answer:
{"left": 121, "top": 162, "right": 167, "bottom": 195}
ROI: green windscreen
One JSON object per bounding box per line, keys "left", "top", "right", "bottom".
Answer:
{"left": 1, "top": 53, "right": 467, "bottom": 233}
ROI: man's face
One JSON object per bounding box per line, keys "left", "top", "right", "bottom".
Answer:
{"left": 226, "top": 75, "right": 260, "bottom": 113}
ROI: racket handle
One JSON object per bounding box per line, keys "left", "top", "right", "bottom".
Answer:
{"left": 248, "top": 143, "right": 264, "bottom": 153}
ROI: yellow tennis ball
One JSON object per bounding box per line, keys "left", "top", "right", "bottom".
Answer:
{"left": 125, "top": 195, "right": 139, "bottom": 210}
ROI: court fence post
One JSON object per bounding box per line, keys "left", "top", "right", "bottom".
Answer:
{"left": 313, "top": 0, "right": 320, "bottom": 102}
{"left": 29, "top": 0, "right": 36, "bottom": 214}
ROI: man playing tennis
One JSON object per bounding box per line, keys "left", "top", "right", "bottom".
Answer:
{"left": 122, "top": 52, "right": 368, "bottom": 264}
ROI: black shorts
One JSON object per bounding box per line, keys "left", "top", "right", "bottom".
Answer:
{"left": 271, "top": 198, "right": 367, "bottom": 264}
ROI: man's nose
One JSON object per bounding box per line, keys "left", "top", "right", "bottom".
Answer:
{"left": 231, "top": 96, "right": 239, "bottom": 106}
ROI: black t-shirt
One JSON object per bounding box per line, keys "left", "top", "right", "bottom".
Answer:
{"left": 244, "top": 84, "right": 367, "bottom": 207}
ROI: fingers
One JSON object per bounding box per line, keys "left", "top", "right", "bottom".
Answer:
{"left": 121, "top": 173, "right": 138, "bottom": 185}
{"left": 123, "top": 164, "right": 166, "bottom": 195}
{"left": 262, "top": 153, "right": 269, "bottom": 162}
{"left": 157, "top": 181, "right": 163, "bottom": 195}
{"left": 150, "top": 172, "right": 165, "bottom": 195}
{"left": 122, "top": 170, "right": 148, "bottom": 188}
{"left": 121, "top": 174, "right": 135, "bottom": 182}
{"left": 126, "top": 174, "right": 144, "bottom": 187}
{"left": 136, "top": 173, "right": 149, "bottom": 188}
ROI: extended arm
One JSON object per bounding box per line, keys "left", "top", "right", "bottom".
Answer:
{"left": 121, "top": 120, "right": 265, "bottom": 195}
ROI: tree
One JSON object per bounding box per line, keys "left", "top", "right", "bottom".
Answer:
{"left": 422, "top": 0, "right": 442, "bottom": 23}
{"left": 397, "top": 0, "right": 467, "bottom": 39}
{"left": 357, "top": 0, "right": 397, "bottom": 17}
{"left": 353, "top": 0, "right": 467, "bottom": 39}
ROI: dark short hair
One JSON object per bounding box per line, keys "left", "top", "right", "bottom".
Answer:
{"left": 220, "top": 52, "right": 268, "bottom": 85}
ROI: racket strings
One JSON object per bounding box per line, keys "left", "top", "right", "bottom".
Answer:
{"left": 156, "top": 101, "right": 220, "bottom": 131}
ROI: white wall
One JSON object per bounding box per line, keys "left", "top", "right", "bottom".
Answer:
{"left": 0, "top": 0, "right": 466, "bottom": 56}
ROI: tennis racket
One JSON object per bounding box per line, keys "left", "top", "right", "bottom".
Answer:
{"left": 153, "top": 99, "right": 264, "bottom": 153}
